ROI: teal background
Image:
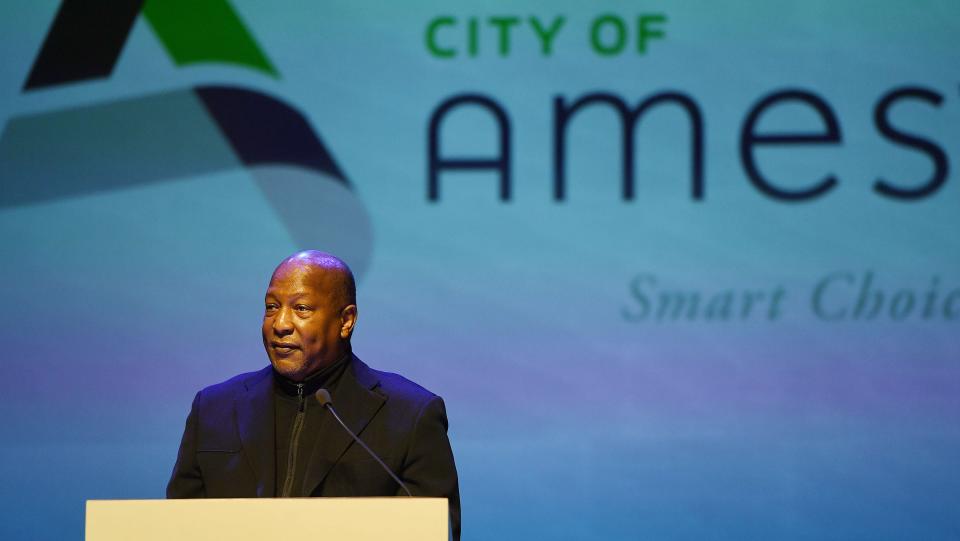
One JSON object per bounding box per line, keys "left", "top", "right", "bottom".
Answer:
{"left": 1, "top": 1, "right": 958, "bottom": 539}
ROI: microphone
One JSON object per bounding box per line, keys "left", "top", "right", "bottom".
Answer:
{"left": 315, "top": 388, "right": 412, "bottom": 497}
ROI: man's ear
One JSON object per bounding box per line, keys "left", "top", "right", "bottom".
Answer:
{"left": 340, "top": 305, "right": 358, "bottom": 339}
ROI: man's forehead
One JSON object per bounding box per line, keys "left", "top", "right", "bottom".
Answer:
{"left": 268, "top": 262, "right": 339, "bottom": 292}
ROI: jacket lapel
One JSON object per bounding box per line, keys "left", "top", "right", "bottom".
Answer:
{"left": 236, "top": 366, "right": 276, "bottom": 497}
{"left": 303, "top": 354, "right": 385, "bottom": 495}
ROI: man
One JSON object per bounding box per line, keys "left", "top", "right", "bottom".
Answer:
{"left": 167, "top": 250, "right": 460, "bottom": 540}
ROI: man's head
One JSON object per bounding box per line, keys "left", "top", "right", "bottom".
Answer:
{"left": 262, "top": 250, "right": 357, "bottom": 381}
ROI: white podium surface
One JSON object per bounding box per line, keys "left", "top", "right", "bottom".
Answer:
{"left": 86, "top": 497, "right": 448, "bottom": 541}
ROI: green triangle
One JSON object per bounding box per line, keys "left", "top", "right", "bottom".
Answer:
{"left": 143, "top": 0, "right": 279, "bottom": 78}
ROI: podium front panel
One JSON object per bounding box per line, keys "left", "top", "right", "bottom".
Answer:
{"left": 86, "top": 498, "right": 448, "bottom": 541}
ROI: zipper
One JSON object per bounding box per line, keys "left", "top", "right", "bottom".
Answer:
{"left": 280, "top": 383, "right": 306, "bottom": 497}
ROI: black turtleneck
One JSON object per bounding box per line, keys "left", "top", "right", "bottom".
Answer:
{"left": 273, "top": 353, "right": 351, "bottom": 497}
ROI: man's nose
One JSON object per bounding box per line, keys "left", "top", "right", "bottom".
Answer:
{"left": 272, "top": 307, "right": 294, "bottom": 335}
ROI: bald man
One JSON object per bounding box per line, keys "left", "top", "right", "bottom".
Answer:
{"left": 167, "top": 251, "right": 461, "bottom": 540}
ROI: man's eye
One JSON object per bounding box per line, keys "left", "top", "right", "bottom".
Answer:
{"left": 265, "top": 304, "right": 278, "bottom": 311}
{"left": 295, "top": 305, "right": 310, "bottom": 312}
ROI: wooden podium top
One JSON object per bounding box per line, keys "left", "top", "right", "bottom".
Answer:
{"left": 86, "top": 497, "right": 448, "bottom": 541}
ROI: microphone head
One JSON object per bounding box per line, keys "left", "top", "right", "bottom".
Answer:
{"left": 315, "top": 388, "right": 332, "bottom": 407}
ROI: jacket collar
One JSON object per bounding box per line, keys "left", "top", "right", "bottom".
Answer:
{"left": 302, "top": 353, "right": 386, "bottom": 495}
{"left": 234, "top": 354, "right": 385, "bottom": 497}
{"left": 236, "top": 366, "right": 275, "bottom": 497}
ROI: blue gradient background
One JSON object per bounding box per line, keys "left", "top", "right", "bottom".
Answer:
{"left": 1, "top": 1, "right": 958, "bottom": 539}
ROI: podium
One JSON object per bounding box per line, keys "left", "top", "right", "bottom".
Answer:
{"left": 85, "top": 498, "right": 448, "bottom": 540}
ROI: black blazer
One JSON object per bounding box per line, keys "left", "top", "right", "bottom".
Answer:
{"left": 167, "top": 355, "right": 460, "bottom": 540}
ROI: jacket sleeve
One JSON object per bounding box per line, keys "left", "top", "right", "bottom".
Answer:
{"left": 400, "top": 395, "right": 461, "bottom": 541}
{"left": 166, "top": 391, "right": 205, "bottom": 498}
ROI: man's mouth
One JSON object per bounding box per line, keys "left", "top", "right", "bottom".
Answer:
{"left": 271, "top": 342, "right": 300, "bottom": 354}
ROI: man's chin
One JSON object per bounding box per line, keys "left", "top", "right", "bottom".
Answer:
{"left": 270, "top": 357, "right": 311, "bottom": 381}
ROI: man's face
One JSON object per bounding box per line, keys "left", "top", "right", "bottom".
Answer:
{"left": 261, "top": 264, "right": 353, "bottom": 381}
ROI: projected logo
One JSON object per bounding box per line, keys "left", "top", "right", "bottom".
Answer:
{"left": 0, "top": 0, "right": 372, "bottom": 276}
